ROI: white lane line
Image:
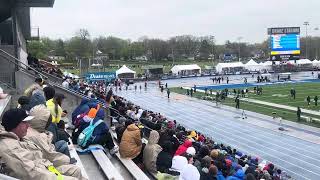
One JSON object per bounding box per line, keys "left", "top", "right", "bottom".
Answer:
{"left": 143, "top": 90, "right": 320, "bottom": 154}
{"left": 125, "top": 94, "right": 313, "bottom": 180}
{"left": 125, "top": 93, "right": 320, "bottom": 179}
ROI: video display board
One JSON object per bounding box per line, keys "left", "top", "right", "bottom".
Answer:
{"left": 268, "top": 27, "right": 300, "bottom": 61}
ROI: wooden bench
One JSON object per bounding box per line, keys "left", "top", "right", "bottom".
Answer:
{"left": 91, "top": 148, "right": 124, "bottom": 180}
{"left": 110, "top": 131, "right": 150, "bottom": 180}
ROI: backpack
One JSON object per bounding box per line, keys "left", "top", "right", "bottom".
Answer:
{"left": 77, "top": 119, "right": 104, "bottom": 148}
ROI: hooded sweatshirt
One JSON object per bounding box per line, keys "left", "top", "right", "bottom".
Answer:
{"left": 143, "top": 130, "right": 162, "bottom": 173}
{"left": 119, "top": 124, "right": 142, "bottom": 159}
{"left": 175, "top": 140, "right": 193, "bottom": 156}
{"left": 0, "top": 131, "right": 82, "bottom": 180}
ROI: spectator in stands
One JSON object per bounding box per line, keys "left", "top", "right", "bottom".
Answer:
{"left": 47, "top": 93, "right": 65, "bottom": 123}
{"left": 76, "top": 108, "right": 119, "bottom": 154}
{"left": 17, "top": 96, "right": 30, "bottom": 111}
{"left": 62, "top": 78, "right": 70, "bottom": 89}
{"left": 175, "top": 139, "right": 193, "bottom": 156}
{"left": 43, "top": 86, "right": 56, "bottom": 101}
{"left": 29, "top": 105, "right": 71, "bottom": 158}
{"left": 28, "top": 90, "right": 46, "bottom": 110}
{"left": 143, "top": 130, "right": 162, "bottom": 174}
{"left": 115, "top": 117, "right": 129, "bottom": 143}
{"left": 24, "top": 77, "right": 43, "bottom": 97}
{"left": 71, "top": 97, "right": 90, "bottom": 122}
{"left": 158, "top": 129, "right": 179, "bottom": 154}
{"left": 0, "top": 108, "right": 85, "bottom": 180}
{"left": 156, "top": 141, "right": 178, "bottom": 176}
{"left": 119, "top": 122, "right": 143, "bottom": 163}
{"left": 179, "top": 150, "right": 201, "bottom": 180}
{"left": 27, "top": 105, "right": 75, "bottom": 162}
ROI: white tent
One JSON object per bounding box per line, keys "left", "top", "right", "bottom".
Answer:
{"left": 296, "top": 59, "right": 312, "bottom": 65}
{"left": 215, "top": 62, "right": 244, "bottom": 73}
{"left": 116, "top": 65, "right": 136, "bottom": 78}
{"left": 171, "top": 64, "right": 201, "bottom": 75}
{"left": 245, "top": 59, "right": 262, "bottom": 71}
{"left": 312, "top": 60, "right": 320, "bottom": 67}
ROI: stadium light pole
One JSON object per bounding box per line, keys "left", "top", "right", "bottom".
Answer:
{"left": 303, "top": 21, "right": 310, "bottom": 59}
{"left": 210, "top": 35, "right": 215, "bottom": 66}
{"left": 315, "top": 27, "right": 319, "bottom": 60}
{"left": 237, "top": 37, "right": 243, "bottom": 62}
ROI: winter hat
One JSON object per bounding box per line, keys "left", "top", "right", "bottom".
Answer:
{"left": 29, "top": 105, "right": 51, "bottom": 132}
{"left": 186, "top": 147, "right": 196, "bottom": 156}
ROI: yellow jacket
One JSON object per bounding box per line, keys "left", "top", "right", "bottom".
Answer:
{"left": 46, "top": 99, "right": 62, "bottom": 124}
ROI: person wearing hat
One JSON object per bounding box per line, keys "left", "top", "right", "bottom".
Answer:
{"left": 0, "top": 108, "right": 85, "bottom": 180}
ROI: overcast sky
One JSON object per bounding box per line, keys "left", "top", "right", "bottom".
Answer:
{"left": 31, "top": 0, "right": 320, "bottom": 44}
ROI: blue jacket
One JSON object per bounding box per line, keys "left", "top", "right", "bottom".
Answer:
{"left": 226, "top": 169, "right": 244, "bottom": 180}
{"left": 78, "top": 109, "right": 109, "bottom": 146}
{"left": 72, "top": 98, "right": 90, "bottom": 121}
{"left": 217, "top": 171, "right": 226, "bottom": 180}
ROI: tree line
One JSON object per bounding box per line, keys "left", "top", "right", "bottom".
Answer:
{"left": 27, "top": 29, "right": 320, "bottom": 62}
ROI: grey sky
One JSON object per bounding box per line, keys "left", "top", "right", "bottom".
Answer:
{"left": 31, "top": 0, "right": 320, "bottom": 44}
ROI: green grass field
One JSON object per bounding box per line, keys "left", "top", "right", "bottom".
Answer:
{"left": 171, "top": 86, "right": 320, "bottom": 128}
{"left": 236, "top": 82, "right": 320, "bottom": 111}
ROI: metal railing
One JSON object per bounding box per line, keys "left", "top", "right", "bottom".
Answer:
{"left": 0, "top": 49, "right": 49, "bottom": 81}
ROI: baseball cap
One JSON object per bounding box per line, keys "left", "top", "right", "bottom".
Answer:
{"left": 1, "top": 108, "right": 34, "bottom": 131}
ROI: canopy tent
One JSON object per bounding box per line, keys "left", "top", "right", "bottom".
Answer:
{"left": 312, "top": 60, "right": 320, "bottom": 67}
{"left": 142, "top": 65, "right": 164, "bottom": 75}
{"left": 215, "top": 62, "right": 244, "bottom": 73}
{"left": 244, "top": 59, "right": 263, "bottom": 71}
{"left": 116, "top": 65, "right": 136, "bottom": 78}
{"left": 171, "top": 64, "right": 201, "bottom": 75}
{"left": 296, "top": 59, "right": 312, "bottom": 65}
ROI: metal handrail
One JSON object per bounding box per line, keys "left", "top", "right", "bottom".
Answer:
{"left": 0, "top": 79, "right": 15, "bottom": 90}
{"left": 0, "top": 48, "right": 48, "bottom": 80}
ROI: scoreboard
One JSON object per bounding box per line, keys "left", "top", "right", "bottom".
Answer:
{"left": 268, "top": 27, "right": 300, "bottom": 61}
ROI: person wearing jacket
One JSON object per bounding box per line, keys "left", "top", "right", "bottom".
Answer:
{"left": 24, "top": 77, "right": 43, "bottom": 97}
{"left": 76, "top": 108, "right": 118, "bottom": 154}
{"left": 26, "top": 105, "right": 75, "bottom": 164}
{"left": 47, "top": 93, "right": 65, "bottom": 124}
{"left": 27, "top": 105, "right": 75, "bottom": 158}
{"left": 143, "top": 130, "right": 162, "bottom": 174}
{"left": 71, "top": 98, "right": 90, "bottom": 122}
{"left": 119, "top": 123, "right": 142, "bottom": 160}
{"left": 226, "top": 169, "right": 244, "bottom": 180}
{"left": 0, "top": 108, "right": 85, "bottom": 180}
{"left": 175, "top": 140, "right": 193, "bottom": 156}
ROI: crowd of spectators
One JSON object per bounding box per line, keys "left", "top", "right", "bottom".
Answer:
{"left": 0, "top": 78, "right": 87, "bottom": 179}
{"left": 67, "top": 78, "right": 291, "bottom": 180}
{"left": 27, "top": 54, "right": 64, "bottom": 78}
